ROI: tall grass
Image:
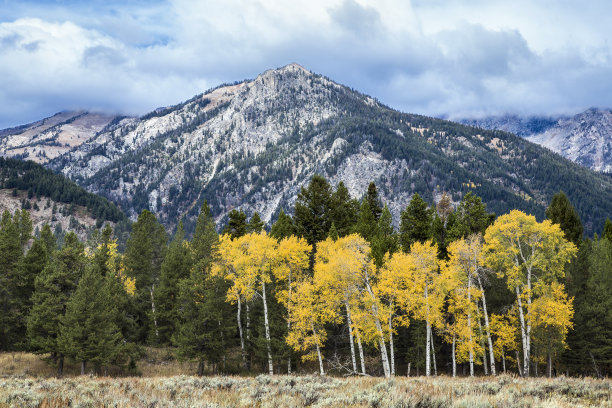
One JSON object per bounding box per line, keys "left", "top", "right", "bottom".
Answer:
{"left": 1, "top": 374, "right": 609, "bottom": 407}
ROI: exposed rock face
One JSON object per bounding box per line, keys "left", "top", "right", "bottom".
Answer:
{"left": 462, "top": 109, "right": 612, "bottom": 173}
{"left": 3, "top": 63, "right": 612, "bottom": 236}
{"left": 0, "top": 111, "right": 119, "bottom": 163}
{"left": 0, "top": 189, "right": 98, "bottom": 243}
{"left": 526, "top": 109, "right": 612, "bottom": 173}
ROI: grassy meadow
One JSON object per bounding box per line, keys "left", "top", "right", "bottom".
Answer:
{"left": 1, "top": 352, "right": 610, "bottom": 408}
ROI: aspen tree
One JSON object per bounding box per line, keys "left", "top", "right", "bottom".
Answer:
{"left": 274, "top": 235, "right": 311, "bottom": 374}
{"left": 484, "top": 210, "right": 576, "bottom": 377}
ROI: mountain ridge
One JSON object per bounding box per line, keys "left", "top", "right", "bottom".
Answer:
{"left": 2, "top": 64, "right": 612, "bottom": 236}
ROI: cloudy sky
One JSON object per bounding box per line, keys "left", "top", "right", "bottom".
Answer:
{"left": 1, "top": 0, "right": 611, "bottom": 129}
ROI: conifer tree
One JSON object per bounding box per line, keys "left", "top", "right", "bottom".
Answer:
{"left": 294, "top": 175, "right": 333, "bottom": 246}
{"left": 175, "top": 202, "right": 232, "bottom": 375}
{"left": 330, "top": 181, "right": 359, "bottom": 237}
{"left": 366, "top": 182, "right": 383, "bottom": 221}
{"left": 247, "top": 212, "right": 265, "bottom": 233}
{"left": 27, "top": 233, "right": 86, "bottom": 376}
{"left": 155, "top": 221, "right": 193, "bottom": 344}
{"left": 270, "top": 209, "right": 296, "bottom": 240}
{"left": 0, "top": 210, "right": 25, "bottom": 351}
{"left": 222, "top": 209, "right": 247, "bottom": 238}
{"left": 546, "top": 191, "right": 583, "bottom": 245}
{"left": 371, "top": 205, "right": 399, "bottom": 268}
{"left": 400, "top": 193, "right": 433, "bottom": 251}
{"left": 58, "top": 265, "right": 123, "bottom": 375}
{"left": 603, "top": 218, "right": 612, "bottom": 242}
{"left": 353, "top": 200, "right": 377, "bottom": 242}
{"left": 449, "top": 192, "right": 493, "bottom": 240}
{"left": 123, "top": 210, "right": 167, "bottom": 343}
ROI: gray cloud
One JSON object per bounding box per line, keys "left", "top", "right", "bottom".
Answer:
{"left": 0, "top": 0, "right": 611, "bottom": 128}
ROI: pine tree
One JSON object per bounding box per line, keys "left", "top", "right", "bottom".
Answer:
{"left": 247, "top": 212, "right": 265, "bottom": 233}
{"left": 371, "top": 205, "right": 399, "bottom": 268}
{"left": 546, "top": 191, "right": 583, "bottom": 245}
{"left": 330, "top": 181, "right": 359, "bottom": 237}
{"left": 603, "top": 218, "right": 612, "bottom": 242}
{"left": 270, "top": 209, "right": 295, "bottom": 240}
{"left": 366, "top": 182, "right": 383, "bottom": 221}
{"left": 294, "top": 175, "right": 333, "bottom": 246}
{"left": 400, "top": 193, "right": 433, "bottom": 251}
{"left": 0, "top": 210, "right": 25, "bottom": 351}
{"left": 123, "top": 210, "right": 167, "bottom": 343}
{"left": 155, "top": 221, "right": 193, "bottom": 344}
{"left": 448, "top": 192, "right": 493, "bottom": 240}
{"left": 58, "top": 266, "right": 123, "bottom": 375}
{"left": 222, "top": 209, "right": 247, "bottom": 238}
{"left": 353, "top": 200, "right": 377, "bottom": 242}
{"left": 27, "top": 233, "right": 86, "bottom": 376}
{"left": 174, "top": 201, "right": 233, "bottom": 375}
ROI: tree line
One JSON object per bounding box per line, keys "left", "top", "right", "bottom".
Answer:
{"left": 0, "top": 175, "right": 610, "bottom": 378}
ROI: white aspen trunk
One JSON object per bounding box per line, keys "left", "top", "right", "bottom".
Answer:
{"left": 515, "top": 350, "right": 523, "bottom": 377}
{"left": 365, "top": 282, "right": 390, "bottom": 378}
{"left": 344, "top": 301, "right": 358, "bottom": 374}
{"left": 525, "top": 269, "right": 532, "bottom": 377}
{"left": 515, "top": 286, "right": 529, "bottom": 377}
{"left": 287, "top": 274, "right": 293, "bottom": 375}
{"left": 452, "top": 335, "right": 457, "bottom": 377}
{"left": 261, "top": 281, "right": 274, "bottom": 375}
{"left": 430, "top": 325, "right": 437, "bottom": 376}
{"left": 477, "top": 309, "right": 488, "bottom": 375}
{"left": 150, "top": 285, "right": 159, "bottom": 339}
{"left": 502, "top": 350, "right": 506, "bottom": 373}
{"left": 237, "top": 296, "right": 247, "bottom": 369}
{"left": 356, "top": 332, "right": 366, "bottom": 375}
{"left": 478, "top": 277, "right": 496, "bottom": 375}
{"left": 468, "top": 276, "right": 474, "bottom": 377}
{"left": 312, "top": 323, "right": 325, "bottom": 376}
{"left": 547, "top": 351, "right": 552, "bottom": 378}
{"left": 388, "top": 314, "right": 395, "bottom": 376}
{"left": 425, "top": 283, "right": 431, "bottom": 377}
{"left": 246, "top": 302, "right": 251, "bottom": 341}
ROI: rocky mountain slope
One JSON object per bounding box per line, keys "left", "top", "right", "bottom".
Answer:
{"left": 0, "top": 111, "right": 119, "bottom": 163}
{"left": 462, "top": 109, "right": 612, "bottom": 173}
{"left": 0, "top": 158, "right": 129, "bottom": 244}
{"left": 3, "top": 64, "right": 612, "bottom": 236}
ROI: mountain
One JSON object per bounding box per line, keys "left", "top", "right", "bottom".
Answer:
{"left": 0, "top": 158, "right": 129, "bottom": 244}
{"left": 462, "top": 109, "right": 612, "bottom": 173}
{"left": 0, "top": 111, "right": 119, "bottom": 163}
{"left": 3, "top": 63, "right": 612, "bottom": 236}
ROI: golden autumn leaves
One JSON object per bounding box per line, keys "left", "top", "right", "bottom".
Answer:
{"left": 212, "top": 210, "right": 576, "bottom": 378}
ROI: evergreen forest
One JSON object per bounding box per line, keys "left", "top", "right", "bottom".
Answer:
{"left": 1, "top": 175, "right": 610, "bottom": 379}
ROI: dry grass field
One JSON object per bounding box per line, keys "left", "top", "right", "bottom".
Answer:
{"left": 0, "top": 352, "right": 610, "bottom": 407}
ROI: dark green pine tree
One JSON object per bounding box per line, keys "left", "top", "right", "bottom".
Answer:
{"left": 174, "top": 201, "right": 233, "bottom": 375}
{"left": 546, "top": 191, "right": 583, "bottom": 245}
{"left": 123, "top": 210, "right": 168, "bottom": 344}
{"left": 327, "top": 222, "right": 339, "bottom": 241}
{"left": 371, "top": 205, "right": 399, "bottom": 268}
{"left": 222, "top": 209, "right": 247, "bottom": 238}
{"left": 58, "top": 265, "right": 123, "bottom": 375}
{"left": 155, "top": 221, "right": 194, "bottom": 345}
{"left": 330, "top": 181, "right": 359, "bottom": 237}
{"left": 270, "top": 209, "right": 296, "bottom": 240}
{"left": 603, "top": 218, "right": 612, "bottom": 242}
{"left": 294, "top": 175, "right": 333, "bottom": 246}
{"left": 27, "top": 232, "right": 86, "bottom": 376}
{"left": 353, "top": 200, "right": 377, "bottom": 242}
{"left": 247, "top": 212, "right": 265, "bottom": 233}
{"left": 399, "top": 193, "right": 433, "bottom": 251}
{"left": 447, "top": 192, "right": 493, "bottom": 241}
{"left": 0, "top": 210, "right": 26, "bottom": 351}
{"left": 366, "top": 182, "right": 383, "bottom": 221}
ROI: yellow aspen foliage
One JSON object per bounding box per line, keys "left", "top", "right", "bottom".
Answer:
{"left": 483, "top": 210, "right": 576, "bottom": 376}
{"left": 490, "top": 310, "right": 519, "bottom": 368}
{"left": 287, "top": 279, "right": 339, "bottom": 363}
{"left": 531, "top": 281, "right": 574, "bottom": 348}
{"left": 274, "top": 235, "right": 311, "bottom": 308}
